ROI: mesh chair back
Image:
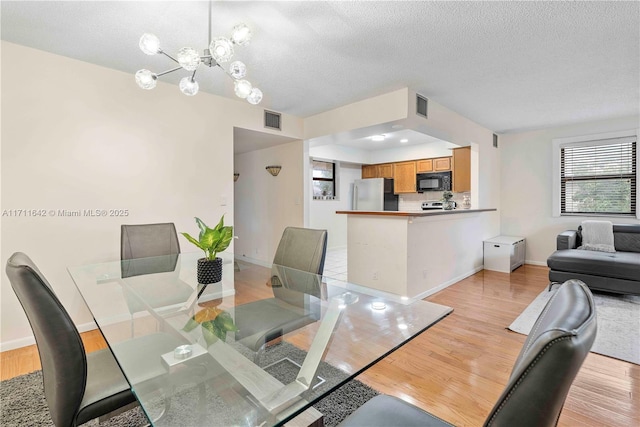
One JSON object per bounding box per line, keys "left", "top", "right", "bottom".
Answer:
{"left": 121, "top": 223, "right": 180, "bottom": 260}
{"left": 271, "top": 227, "right": 327, "bottom": 302}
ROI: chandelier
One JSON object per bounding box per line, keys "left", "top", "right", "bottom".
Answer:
{"left": 134, "top": 3, "right": 262, "bottom": 104}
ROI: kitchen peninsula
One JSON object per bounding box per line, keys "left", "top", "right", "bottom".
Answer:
{"left": 336, "top": 208, "right": 497, "bottom": 301}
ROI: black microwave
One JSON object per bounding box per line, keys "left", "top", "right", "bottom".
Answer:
{"left": 416, "top": 171, "right": 452, "bottom": 192}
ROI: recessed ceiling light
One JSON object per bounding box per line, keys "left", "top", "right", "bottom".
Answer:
{"left": 400, "top": 139, "right": 409, "bottom": 143}
{"left": 371, "top": 135, "right": 385, "bottom": 142}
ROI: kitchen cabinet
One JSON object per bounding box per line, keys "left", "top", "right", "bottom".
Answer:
{"left": 361, "top": 163, "right": 394, "bottom": 179}
{"left": 361, "top": 165, "right": 377, "bottom": 179}
{"left": 418, "top": 157, "right": 451, "bottom": 172}
{"left": 393, "top": 161, "right": 417, "bottom": 193}
{"left": 434, "top": 157, "right": 452, "bottom": 171}
{"left": 416, "top": 159, "right": 433, "bottom": 173}
{"left": 452, "top": 147, "right": 471, "bottom": 192}
{"left": 377, "top": 163, "right": 394, "bottom": 178}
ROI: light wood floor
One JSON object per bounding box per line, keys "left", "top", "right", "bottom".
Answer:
{"left": 2, "top": 264, "right": 638, "bottom": 426}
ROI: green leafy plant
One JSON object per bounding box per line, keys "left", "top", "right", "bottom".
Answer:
{"left": 442, "top": 191, "right": 453, "bottom": 201}
{"left": 181, "top": 215, "right": 233, "bottom": 260}
{"left": 183, "top": 306, "right": 238, "bottom": 347}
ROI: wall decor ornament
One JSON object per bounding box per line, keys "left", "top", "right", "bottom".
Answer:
{"left": 266, "top": 165, "right": 282, "bottom": 176}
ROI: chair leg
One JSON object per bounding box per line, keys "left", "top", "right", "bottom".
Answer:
{"left": 548, "top": 282, "right": 560, "bottom": 292}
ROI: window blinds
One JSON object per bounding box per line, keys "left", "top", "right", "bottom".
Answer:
{"left": 560, "top": 136, "right": 636, "bottom": 215}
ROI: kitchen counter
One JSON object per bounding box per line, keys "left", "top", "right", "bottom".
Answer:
{"left": 336, "top": 208, "right": 499, "bottom": 301}
{"left": 336, "top": 208, "right": 496, "bottom": 216}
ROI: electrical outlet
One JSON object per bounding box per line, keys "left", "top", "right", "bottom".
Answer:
{"left": 423, "top": 270, "right": 428, "bottom": 279}
{"left": 372, "top": 271, "right": 378, "bottom": 280}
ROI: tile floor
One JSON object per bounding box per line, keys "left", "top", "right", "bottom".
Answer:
{"left": 323, "top": 247, "right": 348, "bottom": 281}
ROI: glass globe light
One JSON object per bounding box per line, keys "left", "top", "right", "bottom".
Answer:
{"left": 135, "top": 69, "right": 157, "bottom": 90}
{"left": 179, "top": 77, "right": 199, "bottom": 96}
{"left": 210, "top": 37, "right": 234, "bottom": 63}
{"left": 234, "top": 80, "right": 252, "bottom": 99}
{"left": 247, "top": 87, "right": 263, "bottom": 105}
{"left": 177, "top": 47, "right": 201, "bottom": 71}
{"left": 229, "top": 61, "right": 247, "bottom": 79}
{"left": 139, "top": 33, "right": 161, "bottom": 55}
{"left": 231, "top": 23, "right": 252, "bottom": 46}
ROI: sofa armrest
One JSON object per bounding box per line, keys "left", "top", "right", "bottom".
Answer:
{"left": 557, "top": 230, "right": 579, "bottom": 250}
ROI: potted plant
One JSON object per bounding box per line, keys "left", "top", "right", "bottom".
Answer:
{"left": 181, "top": 215, "right": 233, "bottom": 284}
{"left": 442, "top": 191, "right": 455, "bottom": 210}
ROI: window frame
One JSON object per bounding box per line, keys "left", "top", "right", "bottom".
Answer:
{"left": 311, "top": 160, "right": 336, "bottom": 200}
{"left": 552, "top": 129, "right": 639, "bottom": 219}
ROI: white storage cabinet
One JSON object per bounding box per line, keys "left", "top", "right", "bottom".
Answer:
{"left": 483, "top": 236, "right": 526, "bottom": 273}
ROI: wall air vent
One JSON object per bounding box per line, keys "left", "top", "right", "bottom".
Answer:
{"left": 493, "top": 133, "right": 498, "bottom": 148}
{"left": 416, "top": 94, "right": 428, "bottom": 119}
{"left": 264, "top": 110, "right": 282, "bottom": 131}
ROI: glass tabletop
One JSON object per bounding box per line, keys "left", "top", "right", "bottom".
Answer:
{"left": 68, "top": 252, "right": 452, "bottom": 426}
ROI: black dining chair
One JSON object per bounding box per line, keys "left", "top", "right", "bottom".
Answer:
{"left": 339, "top": 279, "right": 597, "bottom": 427}
{"left": 233, "top": 226, "right": 328, "bottom": 353}
{"left": 5, "top": 252, "right": 184, "bottom": 427}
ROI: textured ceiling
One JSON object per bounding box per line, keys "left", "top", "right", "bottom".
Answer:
{"left": 2, "top": 1, "right": 639, "bottom": 134}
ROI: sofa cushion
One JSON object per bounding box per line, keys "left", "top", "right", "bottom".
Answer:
{"left": 613, "top": 224, "right": 640, "bottom": 253}
{"left": 547, "top": 249, "right": 640, "bottom": 282}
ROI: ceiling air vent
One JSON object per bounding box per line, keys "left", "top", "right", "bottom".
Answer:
{"left": 264, "top": 110, "right": 281, "bottom": 131}
{"left": 493, "top": 133, "right": 499, "bottom": 148}
{"left": 416, "top": 94, "right": 428, "bottom": 119}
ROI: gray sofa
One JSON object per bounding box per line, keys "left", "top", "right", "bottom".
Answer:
{"left": 547, "top": 224, "right": 640, "bottom": 295}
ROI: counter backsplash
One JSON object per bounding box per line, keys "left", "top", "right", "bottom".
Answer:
{"left": 398, "top": 191, "right": 465, "bottom": 211}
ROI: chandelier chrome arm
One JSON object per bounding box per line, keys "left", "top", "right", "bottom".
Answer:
{"left": 159, "top": 50, "right": 179, "bottom": 64}
{"left": 155, "top": 66, "right": 183, "bottom": 78}
{"left": 134, "top": 3, "right": 263, "bottom": 103}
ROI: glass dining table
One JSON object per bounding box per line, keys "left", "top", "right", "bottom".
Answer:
{"left": 68, "top": 252, "right": 452, "bottom": 427}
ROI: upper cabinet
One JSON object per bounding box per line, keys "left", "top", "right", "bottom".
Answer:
{"left": 361, "top": 164, "right": 377, "bottom": 179}
{"left": 361, "top": 163, "right": 394, "bottom": 179}
{"left": 393, "top": 161, "right": 417, "bottom": 193}
{"left": 416, "top": 157, "right": 451, "bottom": 173}
{"left": 416, "top": 159, "right": 433, "bottom": 173}
{"left": 452, "top": 147, "right": 471, "bottom": 193}
{"left": 434, "top": 157, "right": 451, "bottom": 171}
{"left": 377, "top": 163, "right": 394, "bottom": 178}
{"left": 361, "top": 150, "right": 469, "bottom": 194}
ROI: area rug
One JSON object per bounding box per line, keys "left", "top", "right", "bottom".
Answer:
{"left": 0, "top": 342, "right": 377, "bottom": 427}
{"left": 508, "top": 287, "right": 640, "bottom": 365}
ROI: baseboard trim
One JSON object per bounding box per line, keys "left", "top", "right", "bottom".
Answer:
{"left": 1, "top": 321, "right": 98, "bottom": 352}
{"left": 236, "top": 255, "right": 272, "bottom": 268}
{"left": 412, "top": 266, "right": 485, "bottom": 300}
{"left": 525, "top": 260, "right": 547, "bottom": 267}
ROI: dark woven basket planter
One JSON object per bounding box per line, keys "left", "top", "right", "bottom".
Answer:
{"left": 197, "top": 257, "right": 223, "bottom": 284}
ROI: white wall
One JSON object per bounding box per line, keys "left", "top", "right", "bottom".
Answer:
{"left": 500, "top": 116, "right": 640, "bottom": 264}
{"left": 0, "top": 42, "right": 304, "bottom": 350}
{"left": 368, "top": 140, "right": 458, "bottom": 164}
{"left": 233, "top": 140, "right": 304, "bottom": 265}
{"left": 308, "top": 162, "right": 361, "bottom": 249}
{"left": 309, "top": 139, "right": 457, "bottom": 165}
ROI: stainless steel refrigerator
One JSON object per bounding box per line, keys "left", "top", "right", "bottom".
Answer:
{"left": 352, "top": 178, "right": 399, "bottom": 211}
